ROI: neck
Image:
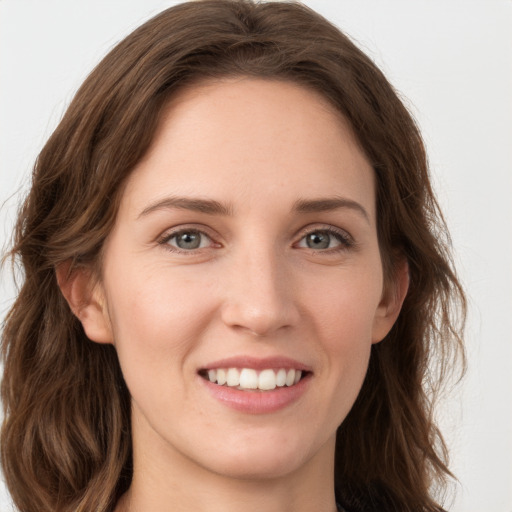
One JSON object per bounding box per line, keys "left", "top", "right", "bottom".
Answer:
{"left": 117, "top": 474, "right": 337, "bottom": 512}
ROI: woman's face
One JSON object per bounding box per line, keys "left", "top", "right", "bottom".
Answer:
{"left": 90, "top": 78, "right": 403, "bottom": 481}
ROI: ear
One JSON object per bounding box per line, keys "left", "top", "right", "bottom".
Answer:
{"left": 371, "top": 259, "right": 410, "bottom": 344}
{"left": 56, "top": 261, "right": 113, "bottom": 344}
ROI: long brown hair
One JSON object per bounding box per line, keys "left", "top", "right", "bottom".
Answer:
{"left": 1, "top": 1, "right": 465, "bottom": 511}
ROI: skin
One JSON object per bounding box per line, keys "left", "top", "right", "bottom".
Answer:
{"left": 61, "top": 78, "right": 408, "bottom": 512}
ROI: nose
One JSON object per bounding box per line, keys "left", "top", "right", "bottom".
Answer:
{"left": 220, "top": 247, "right": 300, "bottom": 337}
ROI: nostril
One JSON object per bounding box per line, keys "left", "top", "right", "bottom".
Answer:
{"left": 219, "top": 280, "right": 300, "bottom": 337}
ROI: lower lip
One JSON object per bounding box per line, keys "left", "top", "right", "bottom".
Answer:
{"left": 201, "top": 374, "right": 311, "bottom": 414}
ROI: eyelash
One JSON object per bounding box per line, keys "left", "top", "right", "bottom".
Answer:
{"left": 157, "top": 227, "right": 218, "bottom": 254}
{"left": 157, "top": 225, "right": 355, "bottom": 254}
{"left": 295, "top": 226, "right": 355, "bottom": 252}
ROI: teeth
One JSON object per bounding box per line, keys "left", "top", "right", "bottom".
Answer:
{"left": 239, "top": 368, "right": 258, "bottom": 389}
{"left": 203, "top": 367, "right": 305, "bottom": 391}
{"left": 217, "top": 368, "right": 226, "bottom": 385}
{"left": 276, "top": 368, "right": 287, "bottom": 387}
{"left": 258, "top": 369, "right": 277, "bottom": 390}
{"left": 226, "top": 368, "right": 240, "bottom": 387}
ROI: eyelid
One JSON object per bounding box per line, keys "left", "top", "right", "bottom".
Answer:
{"left": 155, "top": 223, "right": 355, "bottom": 255}
{"left": 157, "top": 224, "right": 221, "bottom": 253}
{"left": 294, "top": 224, "right": 355, "bottom": 250}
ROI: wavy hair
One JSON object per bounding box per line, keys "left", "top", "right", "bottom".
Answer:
{"left": 1, "top": 1, "right": 465, "bottom": 511}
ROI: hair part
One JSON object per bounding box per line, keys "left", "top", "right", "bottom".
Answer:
{"left": 2, "top": 1, "right": 465, "bottom": 511}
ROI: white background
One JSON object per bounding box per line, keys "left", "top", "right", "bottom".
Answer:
{"left": 1, "top": 1, "right": 511, "bottom": 511}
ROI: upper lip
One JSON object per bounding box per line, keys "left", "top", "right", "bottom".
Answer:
{"left": 200, "top": 355, "right": 312, "bottom": 372}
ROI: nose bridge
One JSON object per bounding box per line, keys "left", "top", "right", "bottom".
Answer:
{"left": 220, "top": 239, "right": 298, "bottom": 336}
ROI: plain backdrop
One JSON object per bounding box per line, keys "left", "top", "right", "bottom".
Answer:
{"left": 1, "top": 1, "right": 511, "bottom": 511}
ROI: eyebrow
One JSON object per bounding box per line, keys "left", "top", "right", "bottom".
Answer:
{"left": 137, "top": 195, "right": 370, "bottom": 222}
{"left": 293, "top": 197, "right": 370, "bottom": 223}
{"left": 138, "top": 196, "right": 234, "bottom": 218}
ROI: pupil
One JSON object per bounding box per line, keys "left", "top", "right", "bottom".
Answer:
{"left": 307, "top": 232, "right": 329, "bottom": 249}
{"left": 177, "top": 232, "right": 200, "bottom": 249}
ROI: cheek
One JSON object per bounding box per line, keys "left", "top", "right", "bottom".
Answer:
{"left": 105, "top": 259, "right": 213, "bottom": 339}
{"left": 102, "top": 262, "right": 219, "bottom": 417}
{"left": 303, "top": 266, "right": 382, "bottom": 394}
{"left": 101, "top": 258, "right": 220, "bottom": 392}
{"left": 307, "top": 266, "right": 383, "bottom": 343}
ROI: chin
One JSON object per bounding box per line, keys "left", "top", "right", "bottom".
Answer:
{"left": 195, "top": 430, "right": 328, "bottom": 481}
{"left": 207, "top": 451, "right": 307, "bottom": 481}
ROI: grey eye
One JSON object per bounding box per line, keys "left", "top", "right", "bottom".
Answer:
{"left": 305, "top": 231, "right": 333, "bottom": 249}
{"left": 170, "top": 231, "right": 206, "bottom": 250}
{"left": 296, "top": 228, "right": 351, "bottom": 251}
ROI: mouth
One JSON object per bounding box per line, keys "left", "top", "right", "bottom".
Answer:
{"left": 198, "top": 367, "right": 310, "bottom": 392}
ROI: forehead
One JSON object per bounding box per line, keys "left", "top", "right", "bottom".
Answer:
{"left": 121, "top": 78, "right": 375, "bottom": 220}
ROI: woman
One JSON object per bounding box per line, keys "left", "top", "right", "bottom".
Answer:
{"left": 1, "top": 1, "right": 466, "bottom": 511}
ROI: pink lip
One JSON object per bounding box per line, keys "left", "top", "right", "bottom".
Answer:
{"left": 200, "top": 355, "right": 312, "bottom": 372}
{"left": 198, "top": 355, "right": 312, "bottom": 414}
{"left": 200, "top": 375, "right": 311, "bottom": 414}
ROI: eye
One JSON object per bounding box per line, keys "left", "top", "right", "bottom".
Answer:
{"left": 160, "top": 229, "right": 213, "bottom": 251}
{"left": 296, "top": 228, "right": 353, "bottom": 251}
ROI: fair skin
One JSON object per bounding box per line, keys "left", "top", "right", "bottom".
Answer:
{"left": 60, "top": 78, "right": 408, "bottom": 512}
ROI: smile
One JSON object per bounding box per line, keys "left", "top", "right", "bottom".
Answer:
{"left": 201, "top": 368, "right": 304, "bottom": 391}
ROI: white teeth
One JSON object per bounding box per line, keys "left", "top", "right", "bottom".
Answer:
{"left": 276, "top": 368, "right": 287, "bottom": 387}
{"left": 258, "top": 369, "right": 277, "bottom": 390}
{"left": 204, "top": 367, "right": 305, "bottom": 390}
{"left": 226, "top": 368, "right": 240, "bottom": 387}
{"left": 285, "top": 369, "right": 295, "bottom": 386}
{"left": 217, "top": 368, "right": 227, "bottom": 385}
{"left": 239, "top": 368, "right": 258, "bottom": 389}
